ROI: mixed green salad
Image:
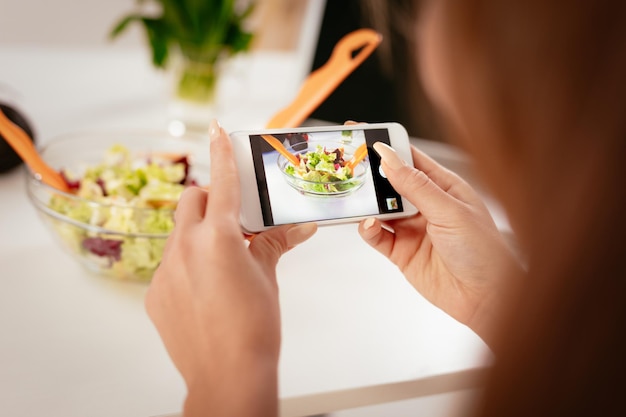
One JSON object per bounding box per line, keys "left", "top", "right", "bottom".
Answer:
{"left": 284, "top": 144, "right": 359, "bottom": 194}
{"left": 48, "top": 144, "right": 194, "bottom": 280}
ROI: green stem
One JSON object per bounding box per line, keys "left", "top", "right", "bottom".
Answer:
{"left": 175, "top": 59, "right": 218, "bottom": 104}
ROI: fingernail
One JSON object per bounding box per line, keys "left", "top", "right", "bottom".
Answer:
{"left": 373, "top": 142, "right": 406, "bottom": 170}
{"left": 363, "top": 217, "right": 376, "bottom": 230}
{"left": 286, "top": 223, "right": 317, "bottom": 247}
{"left": 209, "top": 119, "right": 221, "bottom": 142}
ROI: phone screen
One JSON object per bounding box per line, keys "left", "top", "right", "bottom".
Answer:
{"left": 248, "top": 127, "right": 405, "bottom": 226}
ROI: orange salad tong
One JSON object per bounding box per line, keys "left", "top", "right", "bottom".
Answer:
{"left": 345, "top": 142, "right": 368, "bottom": 174}
{"left": 260, "top": 28, "right": 382, "bottom": 164}
{"left": 0, "top": 109, "right": 70, "bottom": 192}
{"left": 261, "top": 134, "right": 300, "bottom": 166}
{"left": 265, "top": 28, "right": 382, "bottom": 129}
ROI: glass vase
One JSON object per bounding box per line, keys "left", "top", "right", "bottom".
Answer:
{"left": 168, "top": 48, "right": 223, "bottom": 132}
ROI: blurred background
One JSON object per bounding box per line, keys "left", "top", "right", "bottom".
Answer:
{"left": 0, "top": 0, "right": 438, "bottom": 140}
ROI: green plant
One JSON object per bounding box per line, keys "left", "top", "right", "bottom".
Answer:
{"left": 111, "top": 0, "right": 255, "bottom": 103}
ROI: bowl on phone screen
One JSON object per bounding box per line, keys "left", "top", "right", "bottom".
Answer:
{"left": 26, "top": 130, "right": 210, "bottom": 281}
{"left": 277, "top": 141, "right": 369, "bottom": 197}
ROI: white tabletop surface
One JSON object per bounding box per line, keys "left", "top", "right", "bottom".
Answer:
{"left": 0, "top": 45, "right": 499, "bottom": 417}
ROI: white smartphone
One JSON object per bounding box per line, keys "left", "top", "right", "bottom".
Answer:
{"left": 230, "top": 122, "right": 418, "bottom": 233}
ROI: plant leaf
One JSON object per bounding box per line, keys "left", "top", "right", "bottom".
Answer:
{"left": 183, "top": 0, "right": 207, "bottom": 36}
{"left": 228, "top": 29, "right": 254, "bottom": 54}
{"left": 110, "top": 0, "right": 256, "bottom": 68}
{"left": 141, "top": 17, "right": 170, "bottom": 68}
{"left": 160, "top": 0, "right": 192, "bottom": 41}
{"left": 110, "top": 14, "right": 141, "bottom": 39}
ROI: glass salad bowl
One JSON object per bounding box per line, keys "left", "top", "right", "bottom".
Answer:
{"left": 26, "top": 130, "right": 210, "bottom": 281}
{"left": 277, "top": 140, "right": 369, "bottom": 197}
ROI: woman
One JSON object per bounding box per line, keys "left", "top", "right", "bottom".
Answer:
{"left": 145, "top": 0, "right": 626, "bottom": 416}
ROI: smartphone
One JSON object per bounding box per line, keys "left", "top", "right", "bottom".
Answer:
{"left": 230, "top": 122, "right": 418, "bottom": 233}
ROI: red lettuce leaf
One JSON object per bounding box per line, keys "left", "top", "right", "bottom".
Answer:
{"left": 82, "top": 237, "right": 123, "bottom": 261}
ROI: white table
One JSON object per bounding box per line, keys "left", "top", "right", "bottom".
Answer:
{"left": 0, "top": 46, "right": 499, "bottom": 417}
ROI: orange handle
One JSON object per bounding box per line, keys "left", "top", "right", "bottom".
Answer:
{"left": 0, "top": 109, "right": 70, "bottom": 192}
{"left": 345, "top": 143, "right": 368, "bottom": 173}
{"left": 261, "top": 134, "right": 300, "bottom": 166}
{"left": 265, "top": 28, "right": 382, "bottom": 129}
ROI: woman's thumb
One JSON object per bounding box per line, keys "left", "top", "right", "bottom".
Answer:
{"left": 249, "top": 223, "right": 318, "bottom": 267}
{"left": 374, "top": 142, "right": 454, "bottom": 223}
{"left": 285, "top": 223, "right": 318, "bottom": 247}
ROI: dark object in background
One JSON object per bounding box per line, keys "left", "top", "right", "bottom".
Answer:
{"left": 309, "top": 0, "right": 440, "bottom": 140}
{"left": 0, "top": 103, "right": 36, "bottom": 173}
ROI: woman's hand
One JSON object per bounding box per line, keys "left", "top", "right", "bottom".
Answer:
{"left": 359, "top": 142, "right": 521, "bottom": 346}
{"left": 145, "top": 120, "right": 317, "bottom": 417}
